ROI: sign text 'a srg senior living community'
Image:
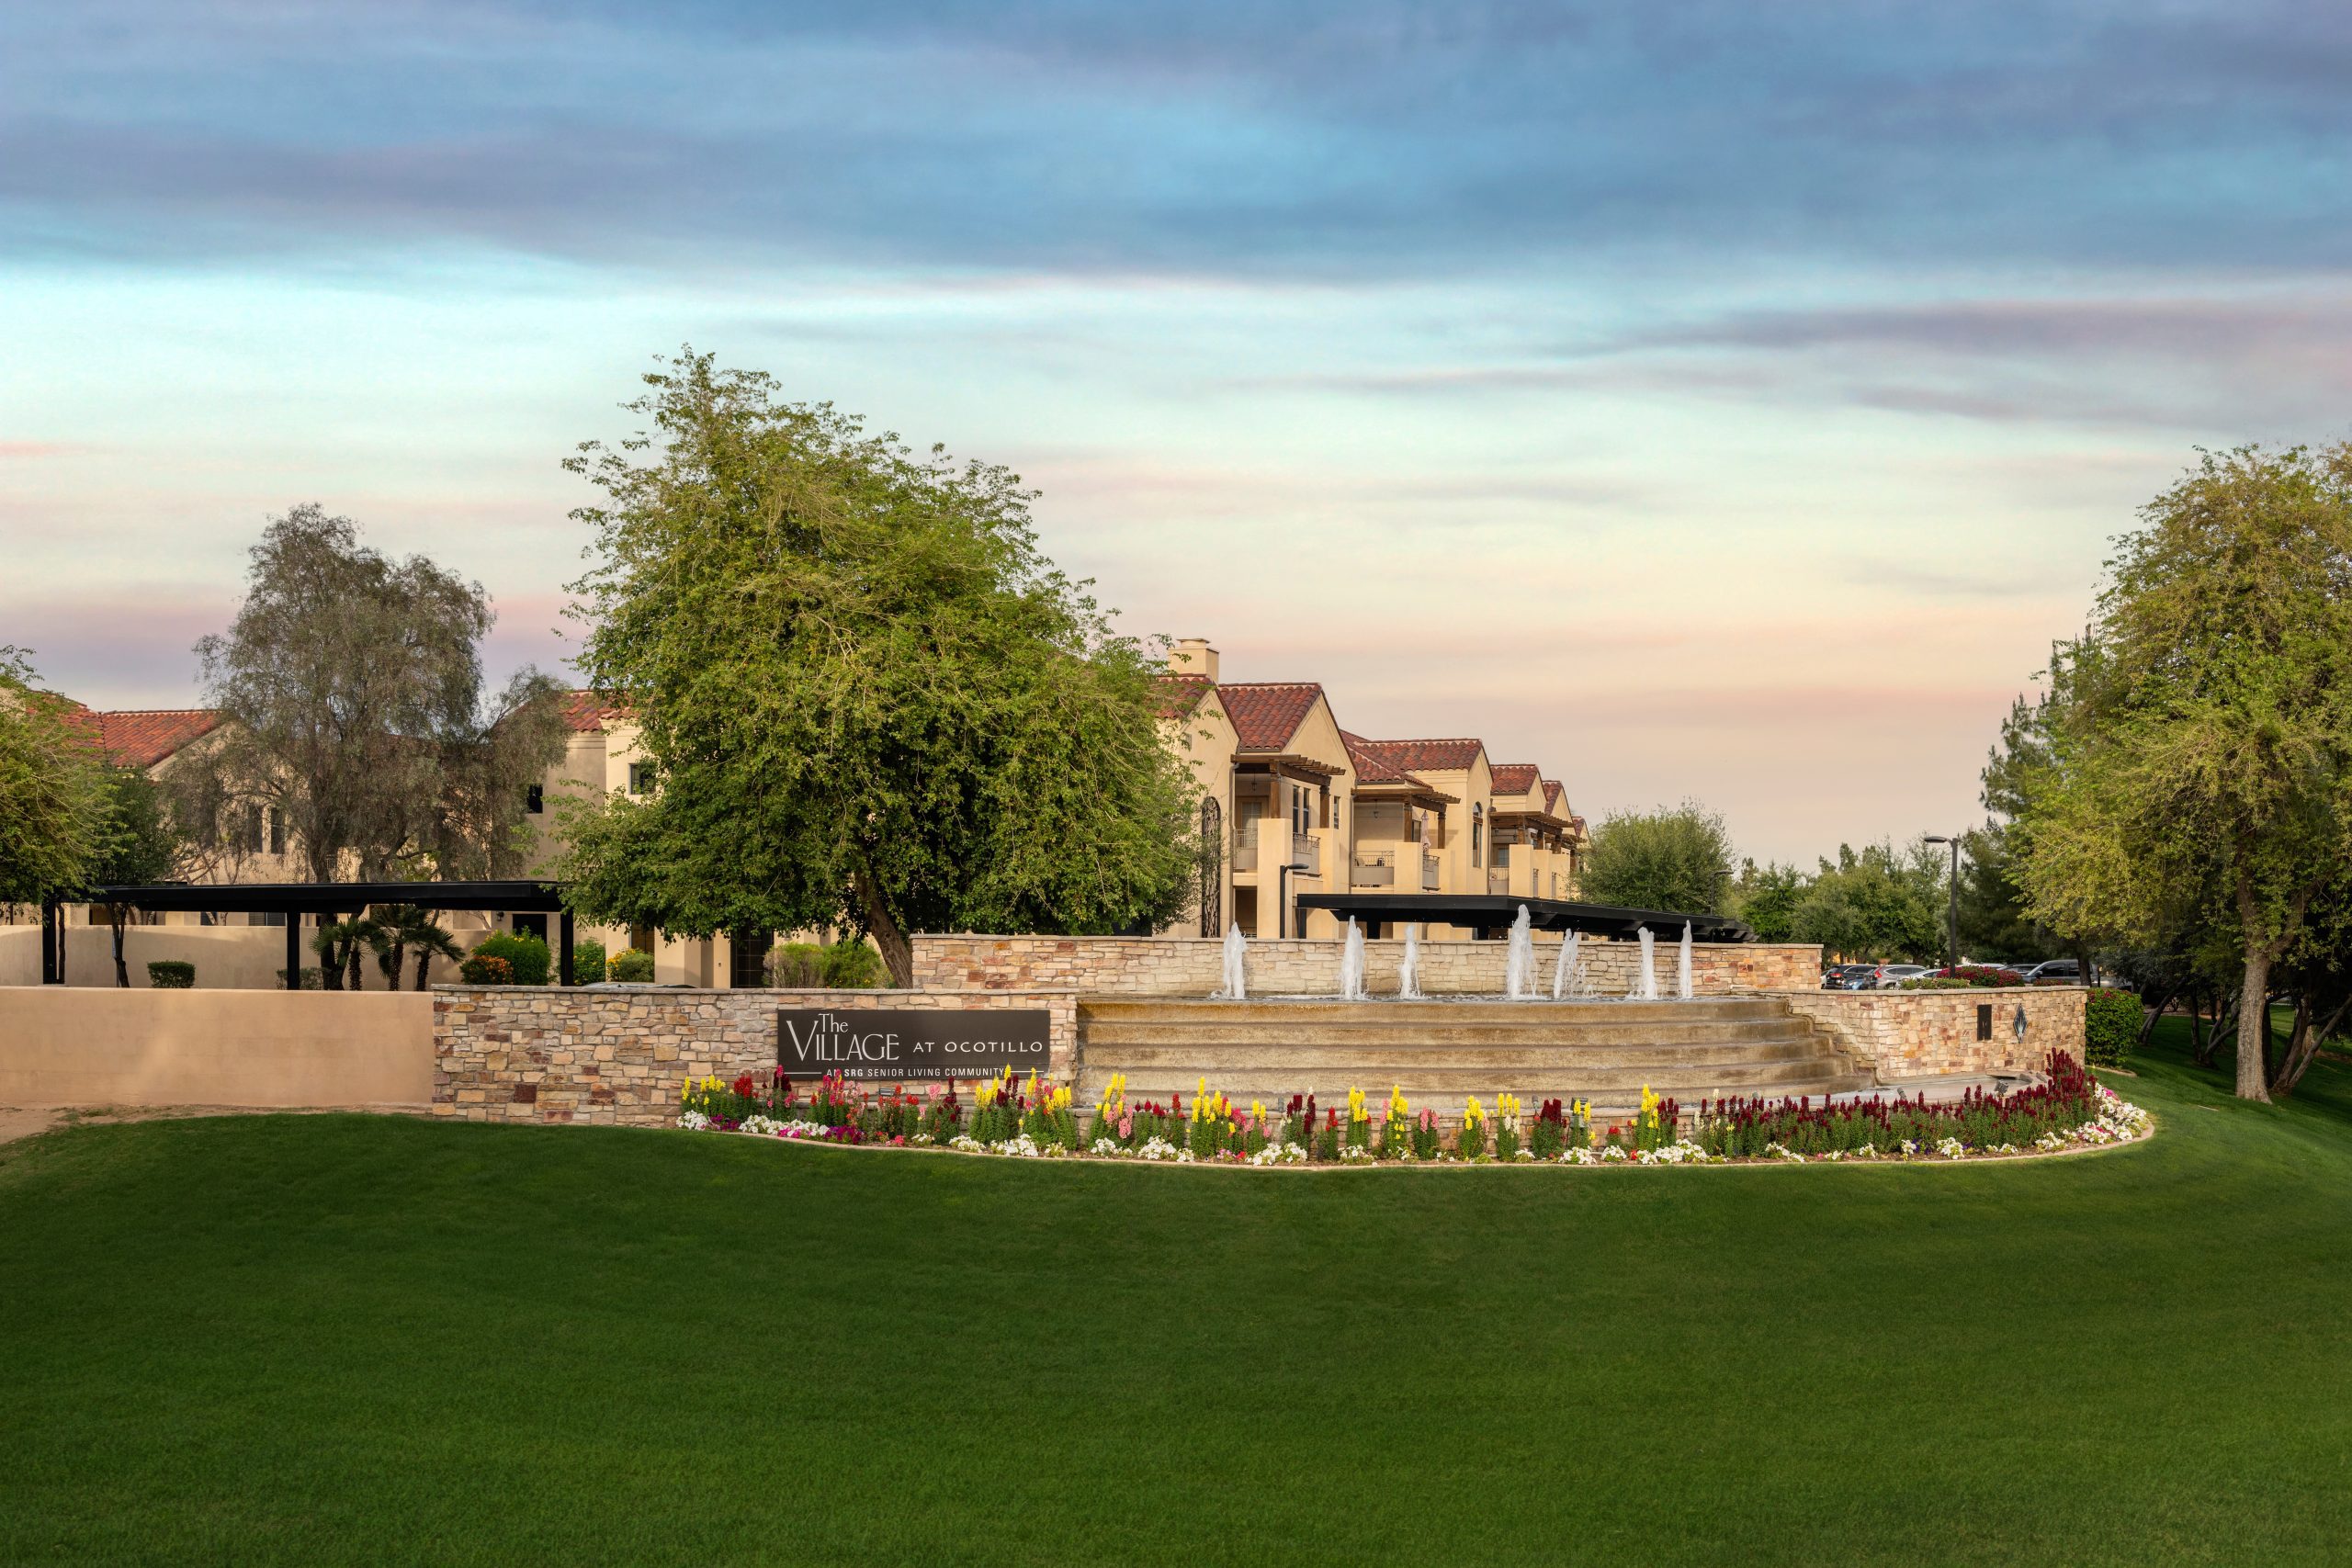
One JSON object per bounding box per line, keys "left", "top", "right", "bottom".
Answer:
{"left": 775, "top": 1008, "right": 1052, "bottom": 1080}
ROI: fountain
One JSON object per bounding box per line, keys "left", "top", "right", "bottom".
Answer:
{"left": 1677, "top": 921, "right": 1694, "bottom": 1000}
{"left": 1502, "top": 905, "right": 1534, "bottom": 999}
{"left": 1551, "top": 929, "right": 1580, "bottom": 1000}
{"left": 1398, "top": 923, "right": 1424, "bottom": 999}
{"left": 1339, "top": 918, "right": 1368, "bottom": 1001}
{"left": 1217, "top": 924, "right": 1248, "bottom": 1000}
{"left": 1635, "top": 926, "right": 1658, "bottom": 1000}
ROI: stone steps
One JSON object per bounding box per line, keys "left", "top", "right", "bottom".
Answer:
{"left": 1071, "top": 994, "right": 1871, "bottom": 1118}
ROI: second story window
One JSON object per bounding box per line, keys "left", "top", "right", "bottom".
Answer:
{"left": 267, "top": 807, "right": 286, "bottom": 856}
{"left": 1472, "top": 805, "right": 1484, "bottom": 868}
{"left": 526, "top": 784, "right": 545, "bottom": 815}
{"left": 628, "top": 763, "right": 650, "bottom": 795}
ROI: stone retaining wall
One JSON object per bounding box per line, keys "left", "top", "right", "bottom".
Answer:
{"left": 910, "top": 934, "right": 1821, "bottom": 997}
{"left": 432, "top": 987, "right": 1079, "bottom": 1126}
{"left": 1779, "top": 987, "right": 2088, "bottom": 1079}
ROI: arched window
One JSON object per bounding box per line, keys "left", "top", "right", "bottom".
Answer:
{"left": 1198, "top": 796, "right": 1223, "bottom": 936}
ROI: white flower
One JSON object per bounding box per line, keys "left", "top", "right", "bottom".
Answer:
{"left": 678, "top": 1110, "right": 711, "bottom": 1132}
{"left": 1935, "top": 1137, "right": 1968, "bottom": 1159}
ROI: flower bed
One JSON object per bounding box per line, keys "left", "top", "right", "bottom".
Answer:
{"left": 676, "top": 1053, "right": 2150, "bottom": 1168}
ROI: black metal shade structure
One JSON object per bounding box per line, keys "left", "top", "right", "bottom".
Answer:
{"left": 44, "top": 881, "right": 574, "bottom": 987}
{"left": 1292, "top": 892, "right": 1754, "bottom": 942}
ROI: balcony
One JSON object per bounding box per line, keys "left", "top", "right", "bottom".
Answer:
{"left": 1487, "top": 867, "right": 1510, "bottom": 895}
{"left": 1351, "top": 851, "right": 1396, "bottom": 888}
{"left": 1291, "top": 831, "right": 1318, "bottom": 871}
{"left": 1421, "top": 852, "right": 1441, "bottom": 890}
{"left": 1231, "top": 826, "right": 1258, "bottom": 873}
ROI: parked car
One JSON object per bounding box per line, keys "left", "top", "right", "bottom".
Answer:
{"left": 1873, "top": 964, "right": 1932, "bottom": 988}
{"left": 2020, "top": 959, "right": 2090, "bottom": 986}
{"left": 1822, "top": 964, "right": 1876, "bottom": 990}
{"left": 1921, "top": 964, "right": 2026, "bottom": 986}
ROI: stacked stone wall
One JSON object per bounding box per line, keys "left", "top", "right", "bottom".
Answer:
{"left": 433, "top": 987, "right": 1077, "bottom": 1127}
{"left": 910, "top": 934, "right": 1821, "bottom": 997}
{"left": 1779, "top": 987, "right": 2087, "bottom": 1078}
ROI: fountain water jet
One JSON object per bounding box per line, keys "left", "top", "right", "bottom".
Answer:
{"left": 1635, "top": 927, "right": 1658, "bottom": 999}
{"left": 1503, "top": 905, "right": 1534, "bottom": 999}
{"left": 1552, "top": 929, "right": 1580, "bottom": 1000}
{"left": 1677, "top": 921, "right": 1694, "bottom": 1000}
{"left": 1398, "top": 923, "right": 1424, "bottom": 999}
{"left": 1339, "top": 918, "right": 1367, "bottom": 1001}
{"left": 1217, "top": 924, "right": 1248, "bottom": 1000}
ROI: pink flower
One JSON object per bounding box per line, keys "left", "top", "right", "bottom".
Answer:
{"left": 1117, "top": 1115, "right": 1133, "bottom": 1139}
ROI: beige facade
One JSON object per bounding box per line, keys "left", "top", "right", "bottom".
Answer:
{"left": 1155, "top": 637, "right": 1592, "bottom": 942}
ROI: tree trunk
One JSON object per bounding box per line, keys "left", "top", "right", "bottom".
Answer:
{"left": 2274, "top": 994, "right": 2351, "bottom": 1100}
{"left": 319, "top": 931, "right": 345, "bottom": 990}
{"left": 850, "top": 864, "right": 913, "bottom": 988}
{"left": 2188, "top": 990, "right": 2209, "bottom": 1064}
{"left": 2235, "top": 947, "right": 2274, "bottom": 1103}
{"left": 2135, "top": 985, "right": 2176, "bottom": 1048}
{"left": 109, "top": 905, "right": 130, "bottom": 988}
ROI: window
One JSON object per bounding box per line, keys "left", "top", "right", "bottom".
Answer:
{"left": 267, "top": 807, "right": 285, "bottom": 856}
{"left": 1472, "top": 805, "right": 1484, "bottom": 868}
{"left": 627, "top": 763, "right": 650, "bottom": 795}
{"left": 729, "top": 930, "right": 773, "bottom": 988}
{"left": 526, "top": 784, "right": 545, "bottom": 815}
{"left": 511, "top": 913, "right": 548, "bottom": 943}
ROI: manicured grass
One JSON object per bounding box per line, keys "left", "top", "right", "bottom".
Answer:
{"left": 5, "top": 1026, "right": 2350, "bottom": 1566}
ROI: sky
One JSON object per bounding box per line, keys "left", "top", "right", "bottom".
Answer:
{"left": 5, "top": 1, "right": 2350, "bottom": 863}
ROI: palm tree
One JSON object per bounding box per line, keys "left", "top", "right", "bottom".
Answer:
{"left": 366, "top": 904, "right": 463, "bottom": 990}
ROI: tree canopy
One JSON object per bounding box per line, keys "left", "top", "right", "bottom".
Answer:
{"left": 2015, "top": 443, "right": 2352, "bottom": 1101}
{"left": 557, "top": 351, "right": 1201, "bottom": 985}
{"left": 173, "top": 504, "right": 569, "bottom": 885}
{"left": 1789, "top": 840, "right": 1946, "bottom": 963}
{"left": 1578, "top": 802, "right": 1733, "bottom": 914}
{"left": 0, "top": 648, "right": 109, "bottom": 909}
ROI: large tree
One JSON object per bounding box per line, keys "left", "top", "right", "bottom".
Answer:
{"left": 0, "top": 648, "right": 108, "bottom": 910}
{"left": 1578, "top": 801, "right": 1734, "bottom": 914}
{"left": 2018, "top": 444, "right": 2352, "bottom": 1102}
{"left": 558, "top": 351, "right": 1200, "bottom": 986}
{"left": 173, "top": 505, "right": 570, "bottom": 893}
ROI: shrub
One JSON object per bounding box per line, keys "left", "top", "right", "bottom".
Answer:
{"left": 2085, "top": 987, "right": 2140, "bottom": 1067}
{"left": 146, "top": 960, "right": 195, "bottom": 988}
{"left": 1530, "top": 1099, "right": 1566, "bottom": 1160}
{"left": 1900, "top": 976, "right": 1976, "bottom": 989}
{"left": 820, "top": 941, "right": 885, "bottom": 988}
{"left": 767, "top": 942, "right": 824, "bottom": 987}
{"left": 275, "top": 966, "right": 323, "bottom": 989}
{"left": 458, "top": 953, "right": 514, "bottom": 985}
{"left": 567, "top": 937, "right": 606, "bottom": 986}
{"left": 471, "top": 931, "right": 550, "bottom": 986}
{"left": 607, "top": 948, "right": 656, "bottom": 983}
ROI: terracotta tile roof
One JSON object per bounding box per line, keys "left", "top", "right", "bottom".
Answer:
{"left": 91, "top": 709, "right": 221, "bottom": 768}
{"left": 1351, "top": 737, "right": 1485, "bottom": 773}
{"left": 1154, "top": 672, "right": 1216, "bottom": 720}
{"left": 1218, "top": 682, "right": 1326, "bottom": 752}
{"left": 1542, "top": 778, "right": 1566, "bottom": 814}
{"left": 560, "top": 690, "right": 629, "bottom": 732}
{"left": 1489, "top": 762, "right": 1540, "bottom": 795}
{"left": 1340, "top": 730, "right": 1428, "bottom": 787}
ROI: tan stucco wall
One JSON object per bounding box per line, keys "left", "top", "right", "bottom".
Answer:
{"left": 0, "top": 925, "right": 468, "bottom": 989}
{"left": 0, "top": 987, "right": 432, "bottom": 1107}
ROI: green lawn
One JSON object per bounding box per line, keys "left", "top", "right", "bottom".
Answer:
{"left": 4, "top": 1024, "right": 2350, "bottom": 1566}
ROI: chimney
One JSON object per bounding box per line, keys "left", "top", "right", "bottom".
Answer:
{"left": 1169, "top": 637, "right": 1219, "bottom": 683}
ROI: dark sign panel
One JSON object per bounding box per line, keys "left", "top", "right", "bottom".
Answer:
{"left": 775, "top": 1008, "right": 1052, "bottom": 1081}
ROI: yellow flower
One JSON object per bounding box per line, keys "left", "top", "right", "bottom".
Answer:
{"left": 1464, "top": 1096, "right": 1485, "bottom": 1126}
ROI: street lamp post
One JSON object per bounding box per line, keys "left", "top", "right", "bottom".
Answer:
{"left": 1923, "top": 834, "right": 1960, "bottom": 973}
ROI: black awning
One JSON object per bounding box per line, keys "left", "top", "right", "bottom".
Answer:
{"left": 82, "top": 880, "right": 568, "bottom": 914}
{"left": 1293, "top": 891, "right": 1753, "bottom": 942}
